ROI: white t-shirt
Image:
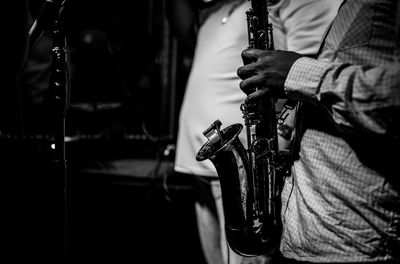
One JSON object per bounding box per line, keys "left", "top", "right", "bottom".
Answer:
{"left": 174, "top": 0, "right": 341, "bottom": 177}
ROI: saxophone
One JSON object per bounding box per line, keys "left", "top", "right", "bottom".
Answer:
{"left": 196, "top": 0, "right": 295, "bottom": 256}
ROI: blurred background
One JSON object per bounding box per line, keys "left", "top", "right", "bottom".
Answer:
{"left": 16, "top": 0, "right": 206, "bottom": 263}
{"left": 26, "top": 0, "right": 191, "bottom": 139}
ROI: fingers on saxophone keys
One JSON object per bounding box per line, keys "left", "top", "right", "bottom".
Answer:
{"left": 239, "top": 75, "right": 258, "bottom": 95}
{"left": 241, "top": 48, "right": 265, "bottom": 64}
{"left": 241, "top": 48, "right": 254, "bottom": 65}
{"left": 245, "top": 88, "right": 268, "bottom": 105}
{"left": 237, "top": 54, "right": 256, "bottom": 80}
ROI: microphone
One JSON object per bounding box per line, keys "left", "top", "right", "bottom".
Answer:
{"left": 28, "top": 0, "right": 65, "bottom": 49}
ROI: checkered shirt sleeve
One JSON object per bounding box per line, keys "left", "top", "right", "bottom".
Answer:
{"left": 285, "top": 57, "right": 400, "bottom": 137}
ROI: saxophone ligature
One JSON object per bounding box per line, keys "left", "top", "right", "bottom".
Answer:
{"left": 196, "top": 0, "right": 296, "bottom": 256}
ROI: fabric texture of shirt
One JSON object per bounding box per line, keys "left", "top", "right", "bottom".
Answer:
{"left": 281, "top": 0, "right": 400, "bottom": 261}
{"left": 174, "top": 0, "right": 341, "bottom": 177}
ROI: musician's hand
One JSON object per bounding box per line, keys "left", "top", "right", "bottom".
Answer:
{"left": 237, "top": 49, "right": 302, "bottom": 104}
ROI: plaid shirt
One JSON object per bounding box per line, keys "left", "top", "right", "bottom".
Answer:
{"left": 281, "top": 0, "right": 400, "bottom": 262}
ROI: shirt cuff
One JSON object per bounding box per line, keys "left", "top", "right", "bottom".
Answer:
{"left": 284, "top": 57, "right": 331, "bottom": 102}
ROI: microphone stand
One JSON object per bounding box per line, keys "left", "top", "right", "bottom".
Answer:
{"left": 29, "top": 1, "right": 70, "bottom": 263}
{"left": 49, "top": 7, "right": 70, "bottom": 264}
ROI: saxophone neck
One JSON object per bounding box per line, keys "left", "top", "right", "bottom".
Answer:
{"left": 247, "top": 0, "right": 273, "bottom": 50}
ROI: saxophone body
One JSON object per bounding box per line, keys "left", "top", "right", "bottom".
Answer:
{"left": 196, "top": 0, "right": 291, "bottom": 256}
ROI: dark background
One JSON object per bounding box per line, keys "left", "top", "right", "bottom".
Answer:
{"left": 14, "top": 1, "right": 204, "bottom": 263}
{"left": 25, "top": 0, "right": 192, "bottom": 138}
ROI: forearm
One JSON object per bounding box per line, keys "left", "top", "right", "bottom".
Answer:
{"left": 285, "top": 57, "right": 400, "bottom": 137}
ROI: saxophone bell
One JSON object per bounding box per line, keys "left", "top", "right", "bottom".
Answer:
{"left": 196, "top": 120, "right": 280, "bottom": 256}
